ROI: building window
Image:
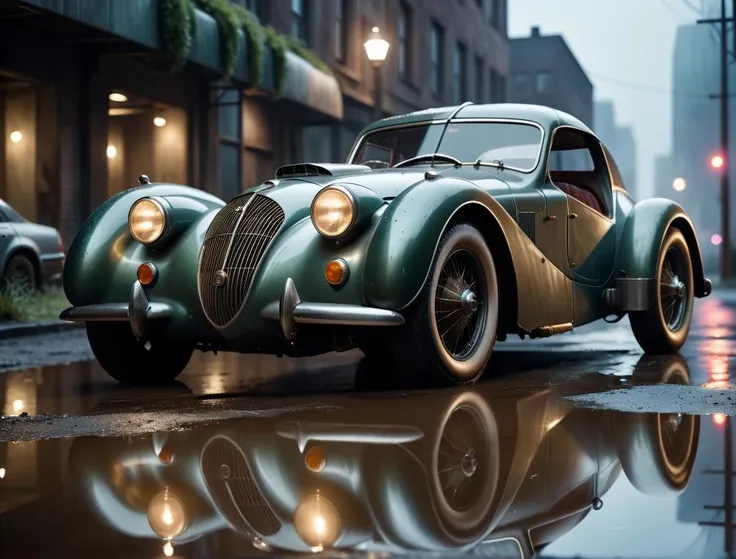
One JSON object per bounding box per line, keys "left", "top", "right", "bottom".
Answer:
{"left": 398, "top": 1, "right": 411, "bottom": 78}
{"left": 291, "top": 0, "right": 308, "bottom": 43}
{"left": 536, "top": 72, "right": 550, "bottom": 93}
{"left": 474, "top": 56, "right": 484, "bottom": 102}
{"left": 430, "top": 22, "right": 444, "bottom": 95}
{"left": 335, "top": 0, "right": 347, "bottom": 61}
{"left": 489, "top": 0, "right": 502, "bottom": 29}
{"left": 245, "top": 0, "right": 264, "bottom": 20}
{"left": 453, "top": 42, "right": 467, "bottom": 104}
{"left": 492, "top": 70, "right": 508, "bottom": 102}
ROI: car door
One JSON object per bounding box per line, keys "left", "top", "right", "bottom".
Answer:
{"left": 548, "top": 128, "right": 615, "bottom": 285}
{"left": 0, "top": 208, "right": 15, "bottom": 271}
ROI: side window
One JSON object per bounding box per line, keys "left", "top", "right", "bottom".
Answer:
{"left": 0, "top": 209, "right": 7, "bottom": 223}
{"left": 548, "top": 127, "right": 612, "bottom": 216}
{"left": 549, "top": 148, "right": 594, "bottom": 172}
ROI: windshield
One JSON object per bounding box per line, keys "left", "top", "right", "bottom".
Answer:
{"left": 350, "top": 121, "right": 543, "bottom": 172}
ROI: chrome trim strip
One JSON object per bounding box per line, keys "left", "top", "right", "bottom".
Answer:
{"left": 262, "top": 277, "right": 405, "bottom": 335}
{"left": 40, "top": 251, "right": 65, "bottom": 261}
{"left": 58, "top": 302, "right": 172, "bottom": 322}
{"left": 602, "top": 277, "right": 655, "bottom": 311}
{"left": 275, "top": 420, "right": 424, "bottom": 452}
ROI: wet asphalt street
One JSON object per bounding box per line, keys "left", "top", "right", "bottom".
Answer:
{"left": 0, "top": 292, "right": 734, "bottom": 557}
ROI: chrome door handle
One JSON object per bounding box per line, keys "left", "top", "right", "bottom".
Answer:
{"left": 569, "top": 213, "right": 578, "bottom": 220}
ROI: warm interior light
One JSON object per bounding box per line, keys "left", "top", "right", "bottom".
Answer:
{"left": 0, "top": 468, "right": 6, "bottom": 479}
{"left": 364, "top": 27, "right": 390, "bottom": 63}
{"left": 9, "top": 130, "right": 22, "bottom": 143}
{"left": 711, "top": 154, "right": 725, "bottom": 169}
{"left": 12, "top": 400, "right": 23, "bottom": 414}
{"left": 109, "top": 92, "right": 128, "bottom": 103}
{"left": 714, "top": 413, "right": 727, "bottom": 425}
{"left": 107, "top": 145, "right": 118, "bottom": 159}
{"left": 163, "top": 541, "right": 174, "bottom": 557}
{"left": 153, "top": 116, "right": 167, "bottom": 127}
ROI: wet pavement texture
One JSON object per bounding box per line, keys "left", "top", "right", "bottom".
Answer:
{"left": 0, "top": 293, "right": 734, "bottom": 557}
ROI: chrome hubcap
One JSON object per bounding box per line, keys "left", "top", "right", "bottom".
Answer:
{"left": 434, "top": 250, "right": 487, "bottom": 360}
{"left": 659, "top": 248, "right": 688, "bottom": 331}
{"left": 461, "top": 452, "right": 478, "bottom": 477}
{"left": 460, "top": 288, "right": 479, "bottom": 314}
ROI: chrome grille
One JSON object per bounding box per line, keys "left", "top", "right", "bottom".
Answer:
{"left": 198, "top": 194, "right": 285, "bottom": 327}
{"left": 201, "top": 436, "right": 281, "bottom": 536}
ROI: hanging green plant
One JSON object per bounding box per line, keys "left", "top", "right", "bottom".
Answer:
{"left": 193, "top": 0, "right": 240, "bottom": 78}
{"left": 264, "top": 26, "right": 288, "bottom": 97}
{"left": 158, "top": 0, "right": 194, "bottom": 72}
{"left": 231, "top": 4, "right": 264, "bottom": 86}
{"left": 283, "top": 35, "right": 333, "bottom": 77}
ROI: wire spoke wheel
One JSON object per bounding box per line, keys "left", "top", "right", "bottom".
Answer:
{"left": 659, "top": 247, "right": 688, "bottom": 332}
{"left": 437, "top": 405, "right": 489, "bottom": 512}
{"left": 434, "top": 249, "right": 488, "bottom": 361}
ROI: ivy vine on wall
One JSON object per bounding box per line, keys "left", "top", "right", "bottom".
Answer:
{"left": 158, "top": 0, "right": 196, "bottom": 72}
{"left": 157, "top": 0, "right": 332, "bottom": 97}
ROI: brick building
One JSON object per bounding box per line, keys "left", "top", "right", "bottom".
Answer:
{"left": 0, "top": 0, "right": 508, "bottom": 244}
{"left": 508, "top": 26, "right": 593, "bottom": 128}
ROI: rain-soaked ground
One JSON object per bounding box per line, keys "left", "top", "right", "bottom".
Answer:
{"left": 0, "top": 293, "right": 735, "bottom": 558}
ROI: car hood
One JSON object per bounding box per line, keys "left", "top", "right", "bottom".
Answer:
{"left": 255, "top": 166, "right": 510, "bottom": 200}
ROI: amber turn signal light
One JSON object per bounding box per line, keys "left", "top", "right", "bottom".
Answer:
{"left": 137, "top": 262, "right": 158, "bottom": 286}
{"left": 325, "top": 258, "right": 348, "bottom": 286}
{"left": 304, "top": 446, "right": 326, "bottom": 472}
{"left": 158, "top": 446, "right": 174, "bottom": 464}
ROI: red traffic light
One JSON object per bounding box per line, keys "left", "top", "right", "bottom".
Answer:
{"left": 711, "top": 154, "right": 725, "bottom": 169}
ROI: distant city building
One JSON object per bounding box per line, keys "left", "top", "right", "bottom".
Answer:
{"left": 668, "top": 18, "right": 736, "bottom": 247}
{"left": 654, "top": 153, "right": 674, "bottom": 199}
{"left": 594, "top": 100, "right": 638, "bottom": 197}
{"left": 508, "top": 26, "right": 593, "bottom": 127}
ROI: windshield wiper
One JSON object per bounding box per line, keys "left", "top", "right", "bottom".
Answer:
{"left": 393, "top": 153, "right": 462, "bottom": 168}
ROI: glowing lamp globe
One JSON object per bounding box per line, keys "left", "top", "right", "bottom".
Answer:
{"left": 364, "top": 27, "right": 389, "bottom": 65}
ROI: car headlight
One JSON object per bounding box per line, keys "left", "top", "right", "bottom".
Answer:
{"left": 311, "top": 186, "right": 356, "bottom": 238}
{"left": 294, "top": 493, "right": 342, "bottom": 549}
{"left": 147, "top": 488, "right": 187, "bottom": 539}
{"left": 129, "top": 198, "right": 167, "bottom": 245}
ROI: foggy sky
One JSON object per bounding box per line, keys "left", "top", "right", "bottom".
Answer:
{"left": 509, "top": 0, "right": 698, "bottom": 198}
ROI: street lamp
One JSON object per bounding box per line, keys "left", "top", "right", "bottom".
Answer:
{"left": 364, "top": 27, "right": 390, "bottom": 122}
{"left": 672, "top": 177, "right": 686, "bottom": 192}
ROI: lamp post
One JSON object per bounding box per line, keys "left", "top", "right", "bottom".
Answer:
{"left": 364, "top": 26, "right": 390, "bottom": 122}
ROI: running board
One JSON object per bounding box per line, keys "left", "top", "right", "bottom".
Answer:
{"left": 529, "top": 322, "right": 573, "bottom": 339}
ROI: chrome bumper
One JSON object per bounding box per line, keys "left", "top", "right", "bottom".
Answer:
{"left": 260, "top": 277, "right": 404, "bottom": 341}
{"left": 59, "top": 281, "right": 172, "bottom": 340}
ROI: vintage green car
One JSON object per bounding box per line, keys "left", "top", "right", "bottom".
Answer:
{"left": 60, "top": 102, "right": 712, "bottom": 386}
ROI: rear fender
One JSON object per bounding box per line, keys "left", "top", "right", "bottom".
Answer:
{"left": 615, "top": 198, "right": 708, "bottom": 296}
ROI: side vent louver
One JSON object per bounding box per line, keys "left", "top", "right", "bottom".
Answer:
{"left": 275, "top": 164, "right": 331, "bottom": 179}
{"left": 518, "top": 212, "right": 536, "bottom": 244}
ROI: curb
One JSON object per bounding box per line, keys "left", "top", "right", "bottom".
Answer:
{"left": 0, "top": 320, "right": 84, "bottom": 340}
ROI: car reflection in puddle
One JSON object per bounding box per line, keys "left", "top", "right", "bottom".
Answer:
{"left": 42, "top": 362, "right": 699, "bottom": 559}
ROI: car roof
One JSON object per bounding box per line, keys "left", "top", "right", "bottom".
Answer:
{"left": 358, "top": 102, "right": 593, "bottom": 137}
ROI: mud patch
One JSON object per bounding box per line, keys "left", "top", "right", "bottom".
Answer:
{"left": 566, "top": 384, "right": 736, "bottom": 415}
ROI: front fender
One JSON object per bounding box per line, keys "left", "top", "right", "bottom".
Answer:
{"left": 362, "top": 177, "right": 515, "bottom": 311}
{"left": 616, "top": 198, "right": 708, "bottom": 296}
{"left": 63, "top": 183, "right": 225, "bottom": 338}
